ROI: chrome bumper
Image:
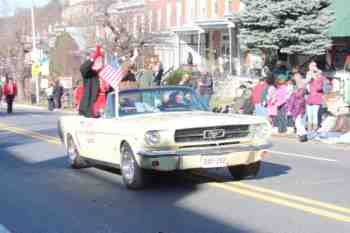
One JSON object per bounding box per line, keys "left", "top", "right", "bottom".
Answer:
{"left": 137, "top": 142, "right": 272, "bottom": 158}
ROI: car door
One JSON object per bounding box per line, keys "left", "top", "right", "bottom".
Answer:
{"left": 89, "top": 118, "right": 122, "bottom": 164}
{"left": 75, "top": 116, "right": 100, "bottom": 159}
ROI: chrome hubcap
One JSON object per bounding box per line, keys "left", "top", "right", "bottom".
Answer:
{"left": 121, "top": 146, "right": 135, "bottom": 182}
{"left": 67, "top": 139, "right": 77, "bottom": 164}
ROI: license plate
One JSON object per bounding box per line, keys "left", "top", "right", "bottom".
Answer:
{"left": 201, "top": 155, "right": 227, "bottom": 168}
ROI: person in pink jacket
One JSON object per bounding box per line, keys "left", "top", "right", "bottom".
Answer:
{"left": 306, "top": 69, "right": 325, "bottom": 132}
{"left": 267, "top": 85, "right": 278, "bottom": 128}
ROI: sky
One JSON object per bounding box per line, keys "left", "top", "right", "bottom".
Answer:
{"left": 1, "top": 0, "right": 51, "bottom": 16}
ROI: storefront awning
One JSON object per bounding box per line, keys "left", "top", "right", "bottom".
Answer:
{"left": 172, "top": 25, "right": 204, "bottom": 34}
{"left": 195, "top": 18, "right": 235, "bottom": 30}
{"left": 172, "top": 18, "right": 235, "bottom": 34}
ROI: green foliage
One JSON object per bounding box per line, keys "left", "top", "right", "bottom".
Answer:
{"left": 238, "top": 0, "right": 335, "bottom": 56}
{"left": 166, "top": 68, "right": 192, "bottom": 85}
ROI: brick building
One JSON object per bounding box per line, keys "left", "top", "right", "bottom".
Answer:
{"left": 144, "top": 0, "right": 242, "bottom": 75}
{"left": 62, "top": 0, "right": 243, "bottom": 74}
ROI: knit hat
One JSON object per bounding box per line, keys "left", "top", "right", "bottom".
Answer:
{"left": 276, "top": 74, "right": 288, "bottom": 84}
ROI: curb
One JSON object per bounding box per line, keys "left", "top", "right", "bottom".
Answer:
{"left": 14, "top": 103, "right": 75, "bottom": 114}
{"left": 14, "top": 104, "right": 47, "bottom": 111}
{"left": 272, "top": 133, "right": 296, "bottom": 139}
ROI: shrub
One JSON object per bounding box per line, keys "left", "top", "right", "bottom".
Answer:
{"left": 165, "top": 67, "right": 192, "bottom": 85}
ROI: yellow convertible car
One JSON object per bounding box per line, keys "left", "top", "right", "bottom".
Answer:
{"left": 58, "top": 86, "right": 272, "bottom": 189}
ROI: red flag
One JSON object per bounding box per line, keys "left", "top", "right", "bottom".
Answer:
{"left": 99, "top": 64, "right": 125, "bottom": 89}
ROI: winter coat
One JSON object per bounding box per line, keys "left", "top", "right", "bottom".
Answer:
{"left": 74, "top": 84, "right": 84, "bottom": 110}
{"left": 287, "top": 88, "right": 306, "bottom": 119}
{"left": 306, "top": 76, "right": 324, "bottom": 105}
{"left": 154, "top": 67, "right": 164, "bottom": 86}
{"left": 197, "top": 75, "right": 213, "bottom": 96}
{"left": 78, "top": 59, "right": 100, "bottom": 118}
{"left": 45, "top": 86, "right": 54, "bottom": 99}
{"left": 251, "top": 81, "right": 267, "bottom": 104}
{"left": 2, "top": 81, "right": 17, "bottom": 97}
{"left": 92, "top": 79, "right": 109, "bottom": 116}
{"left": 53, "top": 84, "right": 64, "bottom": 99}
{"left": 231, "top": 89, "right": 254, "bottom": 114}
{"left": 267, "top": 86, "right": 278, "bottom": 116}
{"left": 276, "top": 84, "right": 288, "bottom": 107}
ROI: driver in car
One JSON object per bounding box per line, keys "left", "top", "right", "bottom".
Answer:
{"left": 160, "top": 92, "right": 187, "bottom": 109}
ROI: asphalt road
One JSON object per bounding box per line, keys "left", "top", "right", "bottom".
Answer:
{"left": 0, "top": 107, "right": 350, "bottom": 233}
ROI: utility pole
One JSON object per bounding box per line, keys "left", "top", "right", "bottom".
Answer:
{"left": 31, "top": 1, "right": 40, "bottom": 104}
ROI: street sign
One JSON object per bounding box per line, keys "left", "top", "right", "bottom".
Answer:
{"left": 60, "top": 77, "right": 73, "bottom": 89}
{"left": 32, "top": 62, "right": 41, "bottom": 76}
{"left": 41, "top": 78, "right": 49, "bottom": 89}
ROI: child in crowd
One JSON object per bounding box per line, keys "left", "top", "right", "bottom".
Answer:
{"left": 306, "top": 68, "right": 325, "bottom": 132}
{"left": 274, "top": 77, "right": 288, "bottom": 133}
{"left": 267, "top": 85, "right": 278, "bottom": 131}
{"left": 288, "top": 87, "right": 308, "bottom": 142}
{"left": 286, "top": 80, "right": 296, "bottom": 133}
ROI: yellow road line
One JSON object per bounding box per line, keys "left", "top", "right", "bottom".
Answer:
{"left": 1, "top": 122, "right": 350, "bottom": 223}
{"left": 193, "top": 171, "right": 350, "bottom": 215}
{"left": 0, "top": 123, "right": 60, "bottom": 145}
{"left": 232, "top": 181, "right": 350, "bottom": 215}
{"left": 210, "top": 182, "right": 350, "bottom": 223}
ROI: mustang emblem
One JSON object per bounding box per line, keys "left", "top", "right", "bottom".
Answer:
{"left": 203, "top": 129, "right": 225, "bottom": 140}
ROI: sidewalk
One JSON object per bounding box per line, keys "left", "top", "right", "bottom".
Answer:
{"left": 13, "top": 103, "right": 75, "bottom": 114}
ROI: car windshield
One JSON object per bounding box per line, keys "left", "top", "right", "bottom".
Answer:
{"left": 104, "top": 87, "right": 207, "bottom": 117}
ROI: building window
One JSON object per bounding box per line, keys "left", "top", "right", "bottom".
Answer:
{"left": 212, "top": 0, "right": 219, "bottom": 17}
{"left": 158, "top": 8, "right": 162, "bottom": 31}
{"left": 186, "top": 1, "right": 192, "bottom": 23}
{"left": 167, "top": 2, "right": 171, "bottom": 27}
{"left": 199, "top": 0, "right": 207, "bottom": 18}
{"left": 176, "top": 0, "right": 181, "bottom": 26}
{"left": 191, "top": 0, "right": 196, "bottom": 20}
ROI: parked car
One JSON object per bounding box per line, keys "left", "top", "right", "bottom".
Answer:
{"left": 58, "top": 86, "right": 272, "bottom": 189}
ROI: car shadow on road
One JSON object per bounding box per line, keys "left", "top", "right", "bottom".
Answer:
{"left": 0, "top": 150, "right": 260, "bottom": 233}
{"left": 185, "top": 161, "right": 291, "bottom": 183}
{"left": 255, "top": 161, "right": 291, "bottom": 179}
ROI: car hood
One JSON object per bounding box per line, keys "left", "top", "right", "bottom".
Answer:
{"left": 119, "top": 111, "right": 266, "bottom": 131}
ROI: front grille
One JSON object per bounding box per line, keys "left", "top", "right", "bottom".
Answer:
{"left": 175, "top": 125, "right": 250, "bottom": 143}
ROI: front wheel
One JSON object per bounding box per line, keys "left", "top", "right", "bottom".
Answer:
{"left": 66, "top": 135, "right": 88, "bottom": 169}
{"left": 228, "top": 161, "right": 261, "bottom": 180}
{"left": 120, "top": 142, "right": 149, "bottom": 190}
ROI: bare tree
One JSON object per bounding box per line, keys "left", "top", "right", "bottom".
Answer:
{"left": 0, "top": 8, "right": 31, "bottom": 101}
{"left": 70, "top": 0, "right": 159, "bottom": 65}
{"left": 0, "top": 0, "right": 63, "bottom": 101}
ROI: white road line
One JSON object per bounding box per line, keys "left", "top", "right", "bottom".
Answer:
{"left": 268, "top": 150, "right": 338, "bottom": 162}
{"left": 0, "top": 225, "right": 11, "bottom": 233}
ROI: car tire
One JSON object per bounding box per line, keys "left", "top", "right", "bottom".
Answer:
{"left": 66, "top": 134, "right": 88, "bottom": 169}
{"left": 120, "top": 142, "right": 149, "bottom": 190}
{"left": 228, "top": 161, "right": 261, "bottom": 180}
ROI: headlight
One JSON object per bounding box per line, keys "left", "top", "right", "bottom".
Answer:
{"left": 144, "top": 130, "right": 161, "bottom": 145}
{"left": 249, "top": 123, "right": 271, "bottom": 140}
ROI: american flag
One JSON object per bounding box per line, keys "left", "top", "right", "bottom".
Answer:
{"left": 99, "top": 64, "right": 125, "bottom": 89}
